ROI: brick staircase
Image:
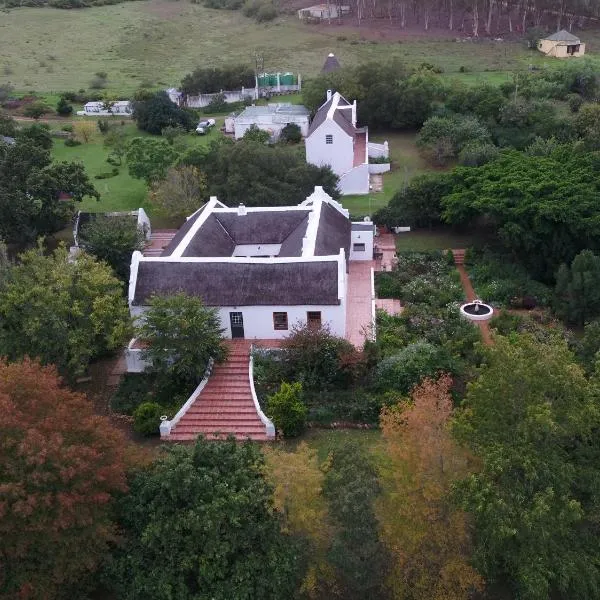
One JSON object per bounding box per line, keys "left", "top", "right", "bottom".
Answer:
{"left": 167, "top": 340, "right": 270, "bottom": 442}
{"left": 452, "top": 248, "right": 466, "bottom": 265}
{"left": 143, "top": 229, "right": 178, "bottom": 257}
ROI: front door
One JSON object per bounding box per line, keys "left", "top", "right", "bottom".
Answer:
{"left": 229, "top": 312, "right": 245, "bottom": 338}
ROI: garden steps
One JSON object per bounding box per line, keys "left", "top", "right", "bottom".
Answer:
{"left": 166, "top": 340, "right": 271, "bottom": 443}
{"left": 143, "top": 229, "right": 178, "bottom": 257}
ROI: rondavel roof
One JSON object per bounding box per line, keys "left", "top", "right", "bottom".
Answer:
{"left": 130, "top": 187, "right": 351, "bottom": 308}
{"left": 322, "top": 52, "right": 341, "bottom": 73}
{"left": 544, "top": 29, "right": 581, "bottom": 42}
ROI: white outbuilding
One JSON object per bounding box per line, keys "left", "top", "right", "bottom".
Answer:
{"left": 233, "top": 103, "right": 310, "bottom": 140}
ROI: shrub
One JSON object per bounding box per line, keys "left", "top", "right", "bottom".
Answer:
{"left": 204, "top": 92, "right": 228, "bottom": 114}
{"left": 23, "top": 101, "right": 51, "bottom": 120}
{"left": 97, "top": 119, "right": 110, "bottom": 134}
{"left": 458, "top": 142, "right": 499, "bottom": 167}
{"left": 61, "top": 124, "right": 73, "bottom": 132}
{"left": 280, "top": 122, "right": 302, "bottom": 144}
{"left": 94, "top": 168, "right": 119, "bottom": 179}
{"left": 64, "top": 138, "right": 82, "bottom": 147}
{"left": 111, "top": 373, "right": 156, "bottom": 415}
{"left": 89, "top": 76, "right": 107, "bottom": 90}
{"left": 56, "top": 96, "right": 73, "bottom": 116}
{"left": 568, "top": 93, "right": 584, "bottom": 113}
{"left": 266, "top": 381, "right": 306, "bottom": 437}
{"left": 256, "top": 2, "right": 277, "bottom": 21}
{"left": 133, "top": 402, "right": 164, "bottom": 436}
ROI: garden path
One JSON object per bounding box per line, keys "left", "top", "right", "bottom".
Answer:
{"left": 453, "top": 249, "right": 493, "bottom": 346}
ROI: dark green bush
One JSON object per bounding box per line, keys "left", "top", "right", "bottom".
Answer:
{"left": 133, "top": 401, "right": 164, "bottom": 436}
{"left": 94, "top": 167, "right": 119, "bottom": 179}
{"left": 64, "top": 138, "right": 82, "bottom": 147}
{"left": 266, "top": 381, "right": 307, "bottom": 437}
{"left": 111, "top": 373, "right": 156, "bottom": 415}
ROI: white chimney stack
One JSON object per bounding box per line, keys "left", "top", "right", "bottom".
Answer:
{"left": 352, "top": 99, "right": 357, "bottom": 126}
{"left": 326, "top": 89, "right": 332, "bottom": 101}
{"left": 238, "top": 203, "right": 247, "bottom": 216}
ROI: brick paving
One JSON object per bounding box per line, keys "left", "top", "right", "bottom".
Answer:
{"left": 143, "top": 229, "right": 178, "bottom": 257}
{"left": 452, "top": 249, "right": 493, "bottom": 346}
{"left": 375, "top": 298, "right": 402, "bottom": 315}
{"left": 345, "top": 261, "right": 375, "bottom": 348}
{"left": 374, "top": 232, "right": 397, "bottom": 272}
{"left": 167, "top": 339, "right": 279, "bottom": 442}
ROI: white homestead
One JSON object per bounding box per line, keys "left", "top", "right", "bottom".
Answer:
{"left": 77, "top": 101, "right": 132, "bottom": 117}
{"left": 233, "top": 103, "right": 311, "bottom": 140}
{"left": 128, "top": 187, "right": 374, "bottom": 343}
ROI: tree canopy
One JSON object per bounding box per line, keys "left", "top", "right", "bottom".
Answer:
{"left": 441, "top": 147, "right": 600, "bottom": 280}
{"left": 453, "top": 335, "right": 600, "bottom": 600}
{"left": 126, "top": 137, "right": 180, "bottom": 185}
{"left": 0, "top": 245, "right": 130, "bottom": 378}
{"left": 181, "top": 138, "right": 339, "bottom": 206}
{"left": 133, "top": 91, "right": 195, "bottom": 135}
{"left": 108, "top": 438, "right": 305, "bottom": 600}
{"left": 0, "top": 358, "right": 130, "bottom": 600}
{"left": 180, "top": 64, "right": 255, "bottom": 95}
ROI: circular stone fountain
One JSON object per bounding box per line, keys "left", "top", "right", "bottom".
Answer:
{"left": 460, "top": 299, "right": 494, "bottom": 322}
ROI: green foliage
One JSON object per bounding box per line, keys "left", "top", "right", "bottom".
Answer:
{"left": 417, "top": 114, "right": 491, "bottom": 166}
{"left": 453, "top": 335, "right": 600, "bottom": 599}
{"left": 108, "top": 438, "right": 305, "bottom": 600}
{"left": 458, "top": 141, "right": 499, "bottom": 166}
{"left": 23, "top": 100, "right": 51, "bottom": 119}
{"left": 575, "top": 103, "right": 600, "bottom": 150}
{"left": 242, "top": 123, "right": 270, "bottom": 144}
{"left": 132, "top": 401, "right": 164, "bottom": 435}
{"left": 0, "top": 112, "right": 17, "bottom": 137}
{"left": 182, "top": 138, "right": 339, "bottom": 206}
{"left": 266, "top": 381, "right": 307, "bottom": 437}
{"left": 97, "top": 118, "right": 110, "bottom": 134}
{"left": 79, "top": 215, "right": 146, "bottom": 281}
{"left": 578, "top": 318, "right": 600, "bottom": 374}
{"left": 139, "top": 293, "right": 227, "bottom": 387}
{"left": 103, "top": 126, "right": 127, "bottom": 165}
{"left": 16, "top": 123, "right": 53, "bottom": 150}
{"left": 373, "top": 173, "right": 451, "bottom": 229}
{"left": 0, "top": 245, "right": 130, "bottom": 378}
{"left": 133, "top": 91, "right": 195, "bottom": 135}
{"left": 443, "top": 82, "right": 505, "bottom": 121}
{"left": 110, "top": 373, "right": 155, "bottom": 415}
{"left": 0, "top": 138, "right": 98, "bottom": 244}
{"left": 322, "top": 441, "right": 389, "bottom": 599}
{"left": 465, "top": 248, "right": 552, "bottom": 308}
{"left": 180, "top": 64, "right": 255, "bottom": 95}
{"left": 161, "top": 124, "right": 183, "bottom": 145}
{"left": 554, "top": 250, "right": 600, "bottom": 325}
{"left": 204, "top": 92, "right": 228, "bottom": 113}
{"left": 280, "top": 122, "right": 302, "bottom": 144}
{"left": 375, "top": 341, "right": 455, "bottom": 395}
{"left": 375, "top": 251, "right": 463, "bottom": 308}
{"left": 56, "top": 95, "right": 73, "bottom": 116}
{"left": 303, "top": 61, "right": 443, "bottom": 130}
{"left": 441, "top": 148, "right": 600, "bottom": 280}
{"left": 125, "top": 136, "right": 179, "bottom": 185}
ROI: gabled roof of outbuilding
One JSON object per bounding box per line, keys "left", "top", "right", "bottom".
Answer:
{"left": 544, "top": 29, "right": 581, "bottom": 42}
{"left": 322, "top": 53, "right": 341, "bottom": 73}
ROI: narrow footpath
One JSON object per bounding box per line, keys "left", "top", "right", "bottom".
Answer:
{"left": 452, "top": 249, "right": 493, "bottom": 346}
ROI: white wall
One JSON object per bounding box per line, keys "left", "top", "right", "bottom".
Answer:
{"left": 185, "top": 89, "right": 258, "bottom": 108}
{"left": 338, "top": 164, "right": 370, "bottom": 195}
{"left": 216, "top": 303, "right": 346, "bottom": 339}
{"left": 368, "top": 141, "right": 389, "bottom": 159}
{"left": 306, "top": 120, "right": 353, "bottom": 176}
{"left": 234, "top": 116, "right": 310, "bottom": 141}
{"left": 368, "top": 163, "right": 391, "bottom": 174}
{"left": 350, "top": 227, "right": 374, "bottom": 261}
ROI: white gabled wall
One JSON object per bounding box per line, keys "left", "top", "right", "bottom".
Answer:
{"left": 305, "top": 119, "right": 353, "bottom": 177}
{"left": 338, "top": 163, "right": 370, "bottom": 195}
{"left": 350, "top": 225, "right": 374, "bottom": 261}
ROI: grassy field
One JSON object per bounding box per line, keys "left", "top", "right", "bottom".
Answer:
{"left": 342, "top": 131, "right": 431, "bottom": 216}
{"left": 2, "top": 0, "right": 598, "bottom": 95}
{"left": 394, "top": 227, "right": 491, "bottom": 251}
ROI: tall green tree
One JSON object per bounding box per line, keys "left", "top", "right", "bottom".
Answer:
{"left": 133, "top": 91, "right": 195, "bottom": 135}
{"left": 139, "top": 293, "right": 228, "bottom": 386}
{"left": 0, "top": 245, "right": 130, "bottom": 379}
{"left": 126, "top": 137, "right": 179, "bottom": 185}
{"left": 554, "top": 250, "right": 600, "bottom": 325}
{"left": 108, "top": 438, "right": 305, "bottom": 600}
{"left": 79, "top": 215, "right": 146, "bottom": 282}
{"left": 322, "top": 441, "right": 390, "bottom": 599}
{"left": 453, "top": 335, "right": 600, "bottom": 600}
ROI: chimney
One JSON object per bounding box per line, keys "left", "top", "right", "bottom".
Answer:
{"left": 238, "top": 203, "right": 247, "bottom": 216}
{"left": 326, "top": 89, "right": 332, "bottom": 101}
{"left": 352, "top": 99, "right": 357, "bottom": 126}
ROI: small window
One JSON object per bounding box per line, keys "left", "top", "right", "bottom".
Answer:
{"left": 325, "top": 134, "right": 333, "bottom": 144}
{"left": 353, "top": 243, "right": 366, "bottom": 252}
{"left": 273, "top": 312, "right": 288, "bottom": 331}
{"left": 307, "top": 311, "right": 322, "bottom": 330}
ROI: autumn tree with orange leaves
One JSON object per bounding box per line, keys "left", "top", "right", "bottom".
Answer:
{"left": 0, "top": 359, "right": 131, "bottom": 600}
{"left": 377, "top": 375, "right": 484, "bottom": 600}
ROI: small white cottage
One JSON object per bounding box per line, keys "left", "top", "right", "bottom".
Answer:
{"left": 128, "top": 187, "right": 374, "bottom": 341}
{"left": 233, "top": 103, "right": 311, "bottom": 140}
{"left": 538, "top": 30, "right": 585, "bottom": 57}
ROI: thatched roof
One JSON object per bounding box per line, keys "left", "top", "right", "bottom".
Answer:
{"left": 132, "top": 260, "right": 340, "bottom": 306}
{"left": 316, "top": 202, "right": 351, "bottom": 260}
{"left": 545, "top": 29, "right": 580, "bottom": 42}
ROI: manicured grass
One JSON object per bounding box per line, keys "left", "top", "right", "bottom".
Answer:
{"left": 343, "top": 131, "right": 432, "bottom": 216}
{"left": 2, "top": 1, "right": 596, "bottom": 95}
{"left": 394, "top": 227, "right": 490, "bottom": 252}
{"left": 50, "top": 119, "right": 223, "bottom": 216}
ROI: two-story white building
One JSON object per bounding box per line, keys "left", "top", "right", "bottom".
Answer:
{"left": 305, "top": 91, "right": 370, "bottom": 195}
{"left": 128, "top": 187, "right": 374, "bottom": 343}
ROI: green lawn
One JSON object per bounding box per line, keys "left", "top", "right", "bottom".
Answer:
{"left": 394, "top": 227, "right": 491, "bottom": 252}
{"left": 343, "top": 131, "right": 433, "bottom": 216}
{"left": 2, "top": 1, "right": 596, "bottom": 95}
{"left": 50, "top": 119, "right": 223, "bottom": 218}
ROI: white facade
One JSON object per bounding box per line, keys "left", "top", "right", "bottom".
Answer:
{"left": 306, "top": 118, "right": 354, "bottom": 177}
{"left": 234, "top": 104, "right": 310, "bottom": 141}
{"left": 77, "top": 101, "right": 132, "bottom": 117}
{"left": 298, "top": 4, "right": 350, "bottom": 19}
{"left": 350, "top": 221, "right": 375, "bottom": 261}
